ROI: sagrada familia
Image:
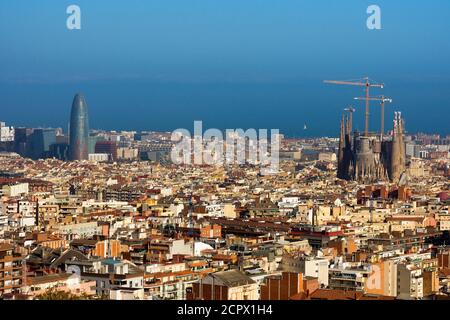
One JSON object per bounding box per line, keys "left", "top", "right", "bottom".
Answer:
{"left": 337, "top": 112, "right": 407, "bottom": 184}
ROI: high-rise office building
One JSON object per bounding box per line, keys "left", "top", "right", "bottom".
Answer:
{"left": 0, "top": 121, "right": 14, "bottom": 142}
{"left": 95, "top": 140, "right": 118, "bottom": 161}
{"left": 49, "top": 143, "right": 70, "bottom": 161}
{"left": 89, "top": 135, "right": 104, "bottom": 154}
{"left": 26, "top": 128, "right": 57, "bottom": 159}
{"left": 69, "top": 93, "right": 89, "bottom": 161}
{"left": 14, "top": 127, "right": 32, "bottom": 156}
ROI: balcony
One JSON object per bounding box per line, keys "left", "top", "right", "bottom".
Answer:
{"left": 330, "top": 274, "right": 357, "bottom": 280}
{"left": 164, "top": 285, "right": 179, "bottom": 292}
{"left": 330, "top": 282, "right": 363, "bottom": 290}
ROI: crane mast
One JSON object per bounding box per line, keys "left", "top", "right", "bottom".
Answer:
{"left": 354, "top": 95, "right": 392, "bottom": 136}
{"left": 324, "top": 77, "right": 384, "bottom": 136}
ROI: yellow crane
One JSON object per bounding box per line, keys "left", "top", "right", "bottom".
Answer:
{"left": 354, "top": 95, "right": 392, "bottom": 136}
{"left": 324, "top": 77, "right": 384, "bottom": 136}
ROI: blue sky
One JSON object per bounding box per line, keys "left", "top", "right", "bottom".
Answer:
{"left": 0, "top": 1, "right": 449, "bottom": 136}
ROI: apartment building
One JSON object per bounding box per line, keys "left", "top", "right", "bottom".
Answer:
{"left": 260, "top": 271, "right": 319, "bottom": 300}
{"left": 328, "top": 266, "right": 371, "bottom": 292}
{"left": 280, "top": 255, "right": 329, "bottom": 286}
{"left": 0, "top": 243, "right": 24, "bottom": 297}
{"left": 397, "top": 263, "right": 424, "bottom": 300}
{"left": 188, "top": 269, "right": 259, "bottom": 300}
{"left": 22, "top": 273, "right": 96, "bottom": 298}
{"left": 79, "top": 258, "right": 144, "bottom": 299}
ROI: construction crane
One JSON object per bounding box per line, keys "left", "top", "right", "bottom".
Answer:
{"left": 324, "top": 77, "right": 384, "bottom": 136}
{"left": 354, "top": 95, "right": 392, "bottom": 136}
{"left": 344, "top": 106, "right": 356, "bottom": 132}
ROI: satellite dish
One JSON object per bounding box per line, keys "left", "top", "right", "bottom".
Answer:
{"left": 66, "top": 265, "right": 81, "bottom": 289}
{"left": 67, "top": 265, "right": 81, "bottom": 276}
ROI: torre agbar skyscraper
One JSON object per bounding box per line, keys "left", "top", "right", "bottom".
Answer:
{"left": 69, "top": 93, "right": 89, "bottom": 161}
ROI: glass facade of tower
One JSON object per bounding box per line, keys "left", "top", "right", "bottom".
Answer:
{"left": 26, "top": 128, "right": 57, "bottom": 160}
{"left": 69, "top": 94, "right": 89, "bottom": 160}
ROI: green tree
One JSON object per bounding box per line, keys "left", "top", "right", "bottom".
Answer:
{"left": 34, "top": 287, "right": 96, "bottom": 300}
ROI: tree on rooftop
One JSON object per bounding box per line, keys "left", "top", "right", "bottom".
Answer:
{"left": 34, "top": 287, "right": 96, "bottom": 300}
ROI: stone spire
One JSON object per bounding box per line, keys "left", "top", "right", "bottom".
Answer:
{"left": 337, "top": 116, "right": 346, "bottom": 179}
{"left": 390, "top": 112, "right": 406, "bottom": 182}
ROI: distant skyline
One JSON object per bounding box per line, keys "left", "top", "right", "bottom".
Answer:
{"left": 1, "top": 1, "right": 449, "bottom": 137}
